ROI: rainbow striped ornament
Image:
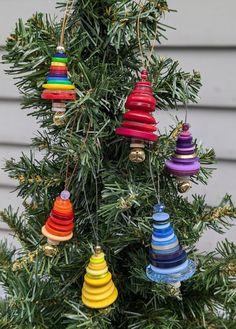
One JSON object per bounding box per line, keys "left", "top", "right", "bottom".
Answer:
{"left": 41, "top": 49, "right": 76, "bottom": 124}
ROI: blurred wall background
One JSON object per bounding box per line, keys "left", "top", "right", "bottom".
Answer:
{"left": 0, "top": 0, "right": 235, "bottom": 249}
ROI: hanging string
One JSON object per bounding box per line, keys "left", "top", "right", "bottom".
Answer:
{"left": 64, "top": 114, "right": 78, "bottom": 190}
{"left": 136, "top": 2, "right": 161, "bottom": 203}
{"left": 148, "top": 149, "right": 160, "bottom": 204}
{"left": 82, "top": 181, "right": 99, "bottom": 246}
{"left": 57, "top": 0, "right": 77, "bottom": 191}
{"left": 59, "top": 0, "right": 75, "bottom": 47}
{"left": 136, "top": 1, "right": 159, "bottom": 69}
{"left": 136, "top": 1, "right": 145, "bottom": 69}
{"left": 94, "top": 171, "right": 99, "bottom": 246}
{"left": 184, "top": 80, "right": 190, "bottom": 124}
{"left": 149, "top": 18, "right": 159, "bottom": 61}
{"left": 184, "top": 103, "right": 188, "bottom": 124}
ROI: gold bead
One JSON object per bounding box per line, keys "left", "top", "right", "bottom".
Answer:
{"left": 223, "top": 263, "right": 236, "bottom": 276}
{"left": 178, "top": 181, "right": 191, "bottom": 193}
{"left": 129, "top": 148, "right": 145, "bottom": 163}
{"left": 18, "top": 175, "right": 25, "bottom": 183}
{"left": 168, "top": 282, "right": 182, "bottom": 300}
{"left": 42, "top": 243, "right": 58, "bottom": 257}
{"left": 94, "top": 245, "right": 102, "bottom": 254}
{"left": 53, "top": 112, "right": 66, "bottom": 126}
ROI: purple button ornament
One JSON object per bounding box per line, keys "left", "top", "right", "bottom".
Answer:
{"left": 165, "top": 123, "right": 201, "bottom": 193}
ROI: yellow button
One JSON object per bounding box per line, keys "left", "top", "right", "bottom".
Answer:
{"left": 83, "top": 280, "right": 113, "bottom": 295}
{"left": 90, "top": 253, "right": 105, "bottom": 264}
{"left": 42, "top": 84, "right": 75, "bottom": 90}
{"left": 82, "top": 288, "right": 118, "bottom": 309}
{"left": 82, "top": 284, "right": 115, "bottom": 302}
{"left": 50, "top": 62, "right": 66, "bottom": 67}
{"left": 84, "top": 272, "right": 111, "bottom": 286}
{"left": 88, "top": 262, "right": 107, "bottom": 271}
{"left": 86, "top": 273, "right": 107, "bottom": 280}
{"left": 86, "top": 266, "right": 108, "bottom": 276}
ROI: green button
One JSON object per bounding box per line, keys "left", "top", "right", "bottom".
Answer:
{"left": 51, "top": 57, "right": 68, "bottom": 63}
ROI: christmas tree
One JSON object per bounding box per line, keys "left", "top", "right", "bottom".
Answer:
{"left": 1, "top": 1, "right": 236, "bottom": 328}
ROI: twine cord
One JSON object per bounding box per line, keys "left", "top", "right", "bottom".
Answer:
{"left": 94, "top": 171, "right": 99, "bottom": 246}
{"left": 148, "top": 150, "right": 160, "bottom": 204}
{"left": 137, "top": 1, "right": 160, "bottom": 202}
{"left": 83, "top": 181, "right": 99, "bottom": 245}
{"left": 136, "top": 0, "right": 145, "bottom": 68}
{"left": 183, "top": 80, "right": 190, "bottom": 124}
{"left": 59, "top": 0, "right": 75, "bottom": 47}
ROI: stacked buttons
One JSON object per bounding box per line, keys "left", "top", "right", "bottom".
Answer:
{"left": 146, "top": 204, "right": 196, "bottom": 283}
{"left": 165, "top": 123, "right": 200, "bottom": 177}
{"left": 115, "top": 70, "right": 157, "bottom": 142}
{"left": 41, "top": 52, "right": 76, "bottom": 113}
{"left": 42, "top": 191, "right": 74, "bottom": 242}
{"left": 82, "top": 250, "right": 118, "bottom": 309}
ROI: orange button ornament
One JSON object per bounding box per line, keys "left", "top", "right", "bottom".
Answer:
{"left": 42, "top": 190, "right": 74, "bottom": 246}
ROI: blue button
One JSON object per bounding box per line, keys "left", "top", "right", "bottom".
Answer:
{"left": 151, "top": 236, "right": 177, "bottom": 246}
{"left": 152, "top": 212, "right": 169, "bottom": 222}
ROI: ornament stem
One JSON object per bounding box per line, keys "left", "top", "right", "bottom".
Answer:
{"left": 94, "top": 245, "right": 102, "bottom": 254}
{"left": 129, "top": 139, "right": 145, "bottom": 163}
{"left": 177, "top": 177, "right": 191, "bottom": 193}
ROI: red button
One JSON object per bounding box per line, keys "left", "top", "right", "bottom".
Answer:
{"left": 123, "top": 110, "right": 156, "bottom": 124}
{"left": 116, "top": 127, "right": 158, "bottom": 141}
{"left": 122, "top": 120, "right": 156, "bottom": 132}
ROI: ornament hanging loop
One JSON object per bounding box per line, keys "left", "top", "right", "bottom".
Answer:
{"left": 59, "top": 0, "right": 75, "bottom": 49}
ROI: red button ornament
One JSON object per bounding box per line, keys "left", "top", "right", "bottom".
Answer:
{"left": 115, "top": 70, "right": 158, "bottom": 143}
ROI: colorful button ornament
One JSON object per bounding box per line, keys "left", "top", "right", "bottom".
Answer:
{"left": 41, "top": 48, "right": 76, "bottom": 125}
{"left": 165, "top": 123, "right": 201, "bottom": 193}
{"left": 82, "top": 247, "right": 118, "bottom": 309}
{"left": 42, "top": 190, "right": 74, "bottom": 244}
{"left": 115, "top": 70, "right": 158, "bottom": 162}
{"left": 146, "top": 203, "right": 196, "bottom": 284}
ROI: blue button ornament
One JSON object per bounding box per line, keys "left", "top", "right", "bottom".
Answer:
{"left": 146, "top": 203, "right": 196, "bottom": 284}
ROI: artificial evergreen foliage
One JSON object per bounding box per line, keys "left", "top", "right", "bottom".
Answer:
{"left": 1, "top": 1, "right": 236, "bottom": 328}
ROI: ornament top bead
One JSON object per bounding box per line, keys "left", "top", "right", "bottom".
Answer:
{"left": 141, "top": 69, "right": 148, "bottom": 81}
{"left": 56, "top": 45, "right": 65, "bottom": 53}
{"left": 182, "top": 123, "right": 190, "bottom": 131}
{"left": 94, "top": 245, "right": 102, "bottom": 254}
{"left": 60, "top": 190, "right": 70, "bottom": 200}
{"left": 154, "top": 203, "right": 165, "bottom": 213}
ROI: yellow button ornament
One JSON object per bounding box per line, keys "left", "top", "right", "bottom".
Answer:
{"left": 82, "top": 246, "right": 118, "bottom": 309}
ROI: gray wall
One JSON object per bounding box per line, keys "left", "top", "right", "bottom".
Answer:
{"left": 0, "top": 0, "right": 235, "bottom": 250}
